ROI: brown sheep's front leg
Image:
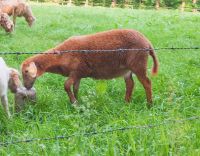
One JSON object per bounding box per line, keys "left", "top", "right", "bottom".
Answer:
{"left": 13, "top": 15, "right": 16, "bottom": 26}
{"left": 12, "top": 9, "right": 17, "bottom": 27}
{"left": 64, "top": 76, "right": 78, "bottom": 104}
{"left": 124, "top": 72, "right": 134, "bottom": 103}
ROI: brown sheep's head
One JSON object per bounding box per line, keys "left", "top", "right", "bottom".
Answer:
{"left": 24, "top": 6, "right": 36, "bottom": 27}
{"left": 26, "top": 16, "right": 35, "bottom": 27}
{"left": 21, "top": 61, "right": 38, "bottom": 90}
{"left": 0, "top": 13, "right": 14, "bottom": 33}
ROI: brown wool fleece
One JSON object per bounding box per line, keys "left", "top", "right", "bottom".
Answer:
{"left": 0, "top": 0, "right": 35, "bottom": 26}
{"left": 21, "top": 29, "right": 159, "bottom": 107}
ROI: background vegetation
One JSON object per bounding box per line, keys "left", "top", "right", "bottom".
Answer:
{"left": 0, "top": 3, "right": 200, "bottom": 155}
{"left": 31, "top": 0, "right": 200, "bottom": 11}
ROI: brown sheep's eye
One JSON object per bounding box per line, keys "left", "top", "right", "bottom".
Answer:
{"left": 25, "top": 70, "right": 28, "bottom": 73}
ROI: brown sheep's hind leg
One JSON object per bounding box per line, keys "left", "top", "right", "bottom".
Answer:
{"left": 136, "top": 73, "right": 153, "bottom": 108}
{"left": 124, "top": 72, "right": 134, "bottom": 103}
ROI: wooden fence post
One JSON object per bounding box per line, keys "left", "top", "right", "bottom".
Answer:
{"left": 111, "top": 0, "right": 116, "bottom": 8}
{"left": 155, "top": 0, "right": 160, "bottom": 10}
{"left": 180, "top": 0, "right": 186, "bottom": 12}
{"left": 192, "top": 0, "right": 198, "bottom": 12}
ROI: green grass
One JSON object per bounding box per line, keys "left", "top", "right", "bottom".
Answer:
{"left": 0, "top": 4, "right": 200, "bottom": 155}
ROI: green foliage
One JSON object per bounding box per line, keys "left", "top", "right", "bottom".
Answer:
{"left": 0, "top": 108, "right": 8, "bottom": 134}
{"left": 0, "top": 4, "right": 200, "bottom": 155}
{"left": 163, "top": 0, "right": 180, "bottom": 8}
{"left": 31, "top": 0, "right": 200, "bottom": 9}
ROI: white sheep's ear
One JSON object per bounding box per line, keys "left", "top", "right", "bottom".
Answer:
{"left": 28, "top": 62, "right": 37, "bottom": 78}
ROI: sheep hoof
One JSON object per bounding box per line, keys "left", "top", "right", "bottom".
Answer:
{"left": 125, "top": 98, "right": 131, "bottom": 104}
{"left": 7, "top": 112, "right": 11, "bottom": 119}
{"left": 72, "top": 100, "right": 79, "bottom": 106}
{"left": 147, "top": 103, "right": 153, "bottom": 109}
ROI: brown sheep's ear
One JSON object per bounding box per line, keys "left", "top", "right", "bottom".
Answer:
{"left": 28, "top": 62, "right": 37, "bottom": 78}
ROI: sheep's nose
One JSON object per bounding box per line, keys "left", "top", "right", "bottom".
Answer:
{"left": 27, "top": 86, "right": 32, "bottom": 90}
{"left": 24, "top": 84, "right": 32, "bottom": 90}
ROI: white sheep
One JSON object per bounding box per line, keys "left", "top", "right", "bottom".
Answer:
{"left": 0, "top": 57, "right": 20, "bottom": 118}
{"left": 0, "top": 57, "right": 11, "bottom": 117}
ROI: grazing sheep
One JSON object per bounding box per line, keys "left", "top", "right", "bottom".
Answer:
{"left": 0, "top": 11, "right": 14, "bottom": 32}
{"left": 0, "top": 0, "right": 35, "bottom": 27}
{"left": 0, "top": 57, "right": 20, "bottom": 117}
{"left": 21, "top": 29, "right": 159, "bottom": 108}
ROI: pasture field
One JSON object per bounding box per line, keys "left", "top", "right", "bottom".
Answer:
{"left": 0, "top": 3, "right": 200, "bottom": 155}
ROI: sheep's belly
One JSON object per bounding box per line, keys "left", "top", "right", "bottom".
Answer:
{"left": 90, "top": 67, "right": 130, "bottom": 79}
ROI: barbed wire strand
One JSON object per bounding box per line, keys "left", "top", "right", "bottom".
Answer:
{"left": 0, "top": 116, "right": 199, "bottom": 147}
{"left": 0, "top": 47, "right": 200, "bottom": 55}
{"left": 116, "top": 5, "right": 200, "bottom": 10}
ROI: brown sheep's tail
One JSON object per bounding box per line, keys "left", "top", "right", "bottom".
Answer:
{"left": 149, "top": 47, "right": 159, "bottom": 76}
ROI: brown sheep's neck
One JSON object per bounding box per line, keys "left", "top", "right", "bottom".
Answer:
{"left": 30, "top": 49, "right": 73, "bottom": 77}
{"left": 31, "top": 52, "right": 60, "bottom": 77}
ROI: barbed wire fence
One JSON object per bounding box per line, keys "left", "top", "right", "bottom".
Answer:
{"left": 0, "top": 47, "right": 200, "bottom": 147}
{"left": 0, "top": 116, "right": 199, "bottom": 147}
{"left": 0, "top": 47, "right": 200, "bottom": 55}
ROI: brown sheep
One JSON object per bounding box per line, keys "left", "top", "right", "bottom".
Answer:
{"left": 0, "top": 11, "right": 13, "bottom": 32}
{"left": 21, "top": 29, "right": 159, "bottom": 108}
{"left": 0, "top": 0, "right": 35, "bottom": 27}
